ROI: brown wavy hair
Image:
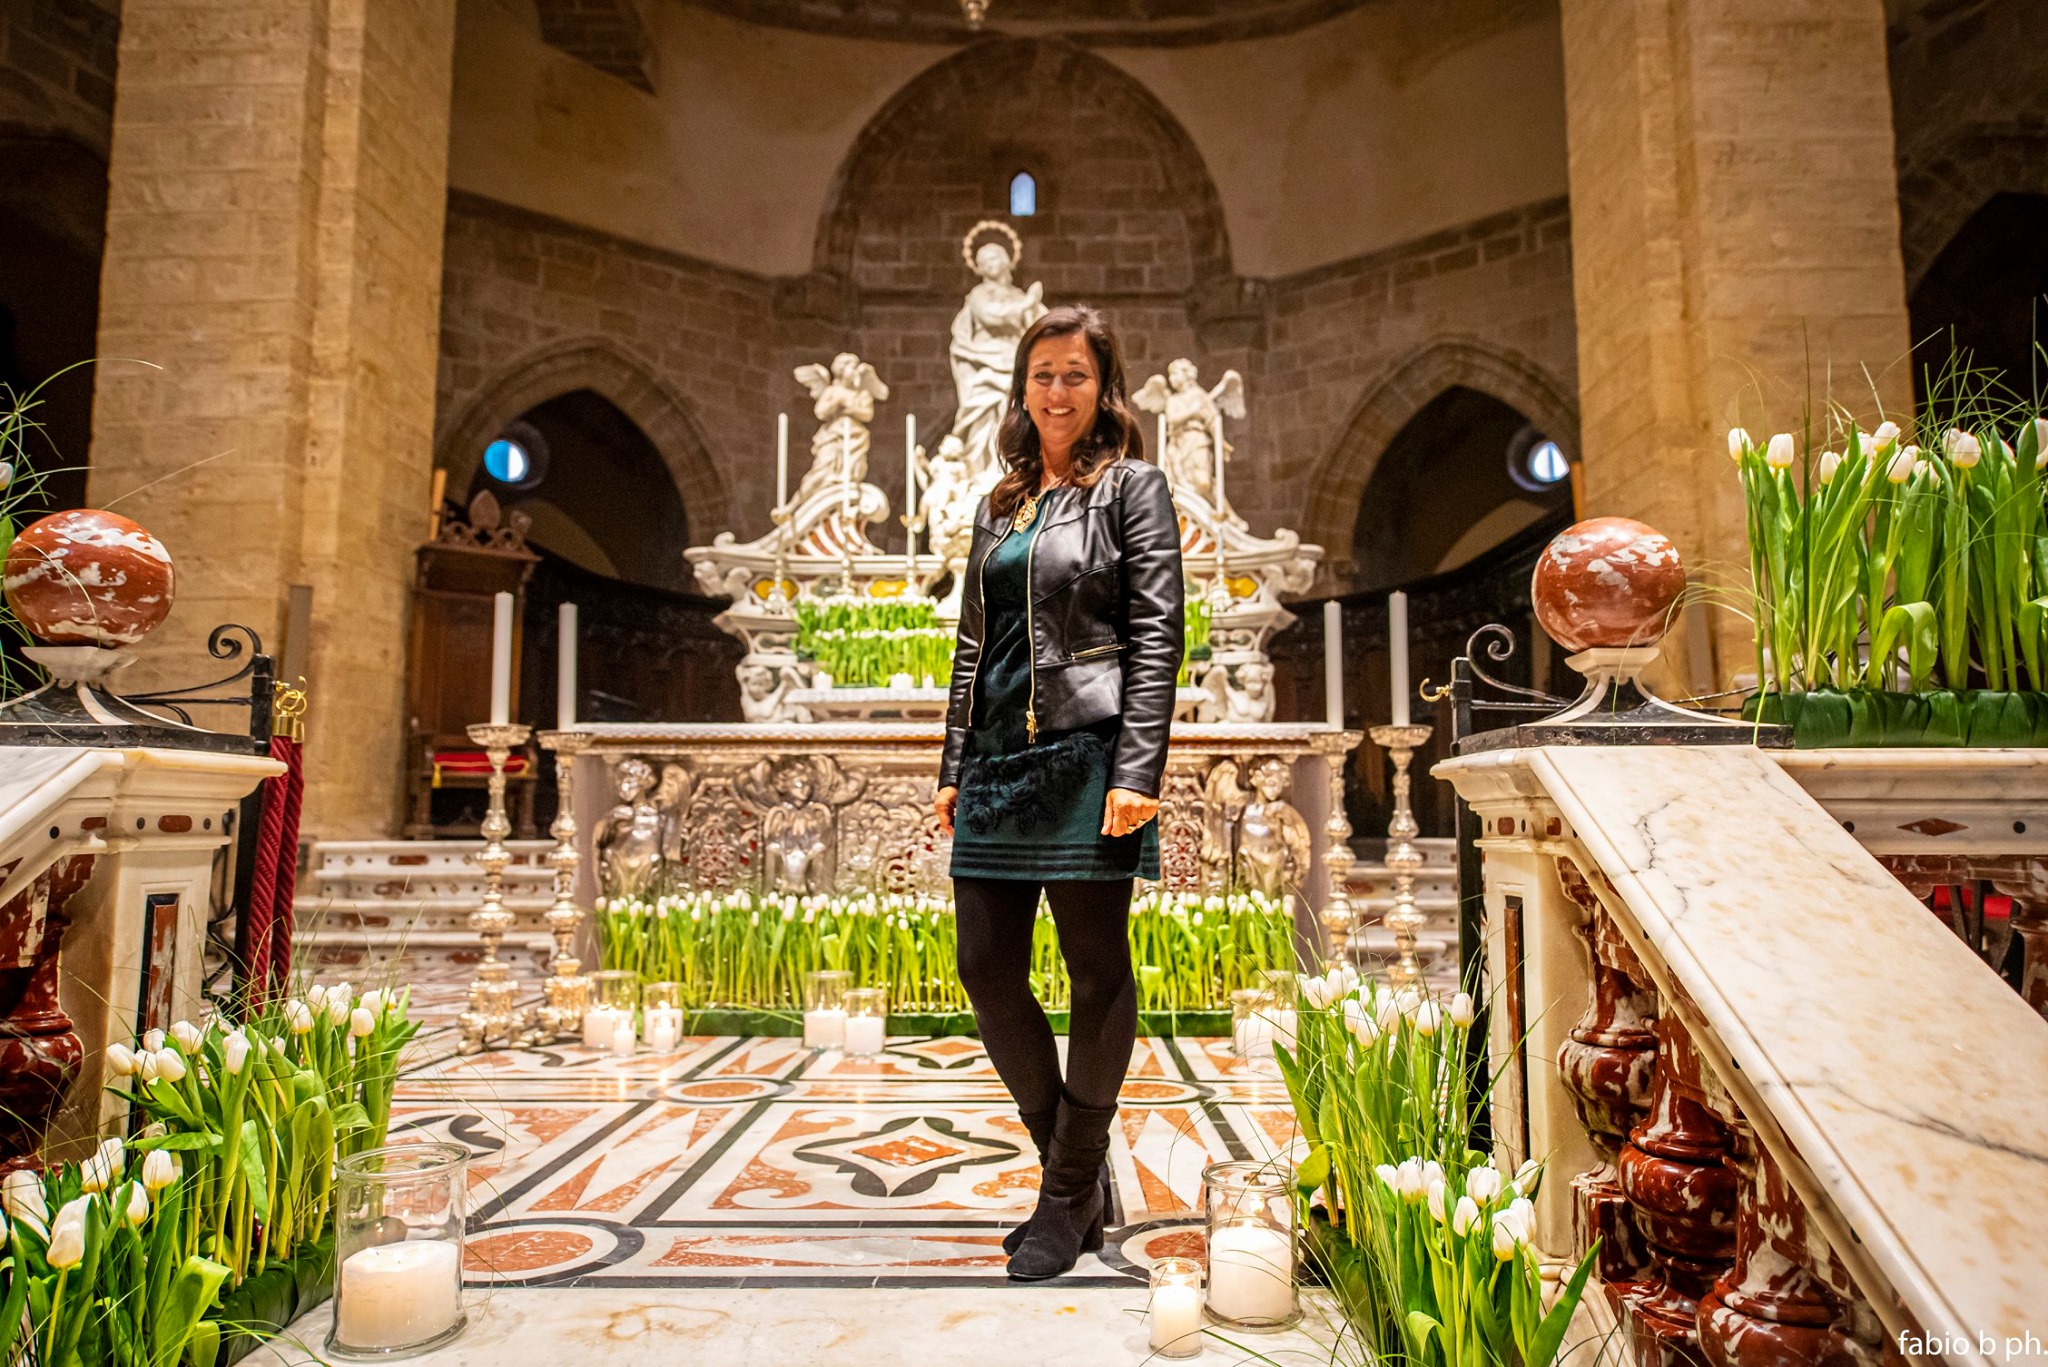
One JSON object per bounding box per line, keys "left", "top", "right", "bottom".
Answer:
{"left": 988, "top": 305, "right": 1146, "bottom": 521}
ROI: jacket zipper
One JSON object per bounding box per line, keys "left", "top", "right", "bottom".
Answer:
{"left": 1070, "top": 642, "right": 1124, "bottom": 660}
{"left": 1024, "top": 511, "right": 1041, "bottom": 743}
{"left": 959, "top": 519, "right": 1011, "bottom": 734}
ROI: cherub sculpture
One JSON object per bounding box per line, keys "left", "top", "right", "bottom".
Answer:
{"left": 1201, "top": 756, "right": 1311, "bottom": 900}
{"left": 1134, "top": 358, "right": 1245, "bottom": 505}
{"left": 737, "top": 656, "right": 809, "bottom": 724}
{"left": 735, "top": 755, "right": 866, "bottom": 895}
{"left": 595, "top": 758, "right": 692, "bottom": 898}
{"left": 1201, "top": 658, "right": 1276, "bottom": 725}
{"left": 791, "top": 353, "right": 889, "bottom": 507}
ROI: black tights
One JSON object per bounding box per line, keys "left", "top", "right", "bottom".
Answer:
{"left": 953, "top": 876, "right": 1137, "bottom": 1114}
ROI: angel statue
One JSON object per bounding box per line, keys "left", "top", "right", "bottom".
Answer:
{"left": 1134, "top": 358, "right": 1245, "bottom": 508}
{"left": 737, "top": 655, "right": 809, "bottom": 724}
{"left": 595, "top": 758, "right": 692, "bottom": 898}
{"left": 1201, "top": 658, "right": 1277, "bottom": 725}
{"left": 791, "top": 352, "right": 889, "bottom": 507}
{"left": 735, "top": 755, "right": 866, "bottom": 895}
{"left": 946, "top": 221, "right": 1046, "bottom": 483}
{"left": 1201, "top": 756, "right": 1312, "bottom": 901}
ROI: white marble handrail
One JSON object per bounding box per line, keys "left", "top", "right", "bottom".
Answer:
{"left": 1439, "top": 745, "right": 2048, "bottom": 1367}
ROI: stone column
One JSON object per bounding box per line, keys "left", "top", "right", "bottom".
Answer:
{"left": 86, "top": 0, "right": 458, "bottom": 837}
{"left": 1557, "top": 0, "right": 1914, "bottom": 686}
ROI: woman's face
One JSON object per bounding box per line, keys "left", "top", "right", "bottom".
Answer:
{"left": 1024, "top": 334, "right": 1101, "bottom": 456}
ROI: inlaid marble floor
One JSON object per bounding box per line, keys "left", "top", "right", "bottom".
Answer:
{"left": 247, "top": 1021, "right": 1342, "bottom": 1365}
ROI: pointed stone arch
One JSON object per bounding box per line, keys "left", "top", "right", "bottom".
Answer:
{"left": 1299, "top": 337, "right": 1579, "bottom": 575}
{"left": 434, "top": 337, "right": 731, "bottom": 545}
{"left": 812, "top": 37, "right": 1233, "bottom": 289}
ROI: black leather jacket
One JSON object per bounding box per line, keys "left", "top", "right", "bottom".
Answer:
{"left": 939, "top": 458, "right": 1185, "bottom": 798}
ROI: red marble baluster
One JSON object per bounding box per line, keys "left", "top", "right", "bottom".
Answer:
{"left": 1555, "top": 861, "right": 1656, "bottom": 1280}
{"left": 1698, "top": 1118, "right": 1876, "bottom": 1367}
{"left": 1616, "top": 1012, "right": 1738, "bottom": 1367}
{"left": 0, "top": 856, "right": 96, "bottom": 1171}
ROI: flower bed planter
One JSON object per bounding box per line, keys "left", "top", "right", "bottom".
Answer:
{"left": 214, "top": 1235, "right": 335, "bottom": 1366}
{"left": 677, "top": 1007, "right": 1229, "bottom": 1037}
{"left": 1744, "top": 689, "right": 2048, "bottom": 747}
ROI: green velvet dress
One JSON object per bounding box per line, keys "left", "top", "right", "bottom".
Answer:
{"left": 949, "top": 491, "right": 1162, "bottom": 882}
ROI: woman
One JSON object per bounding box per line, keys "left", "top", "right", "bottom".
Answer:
{"left": 934, "top": 305, "right": 1185, "bottom": 1281}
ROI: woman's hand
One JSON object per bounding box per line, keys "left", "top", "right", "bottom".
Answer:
{"left": 1101, "top": 787, "right": 1160, "bottom": 838}
{"left": 935, "top": 786, "right": 959, "bottom": 836}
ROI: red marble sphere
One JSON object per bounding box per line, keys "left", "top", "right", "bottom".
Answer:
{"left": 1531, "top": 517, "right": 1685, "bottom": 652}
{"left": 3, "top": 509, "right": 176, "bottom": 647}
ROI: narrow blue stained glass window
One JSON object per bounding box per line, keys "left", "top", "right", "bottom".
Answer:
{"left": 484, "top": 438, "right": 530, "bottom": 484}
{"left": 1010, "top": 171, "right": 1037, "bottom": 217}
{"left": 1527, "top": 439, "right": 1568, "bottom": 484}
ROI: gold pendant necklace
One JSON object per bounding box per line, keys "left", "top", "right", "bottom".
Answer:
{"left": 1013, "top": 476, "right": 1063, "bottom": 533}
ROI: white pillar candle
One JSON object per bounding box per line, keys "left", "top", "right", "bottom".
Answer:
{"left": 582, "top": 1006, "right": 617, "bottom": 1051}
{"left": 488, "top": 591, "right": 513, "bottom": 726}
{"left": 557, "top": 602, "right": 578, "bottom": 730}
{"left": 1205, "top": 1224, "right": 1294, "bottom": 1324}
{"left": 335, "top": 1240, "right": 461, "bottom": 1351}
{"left": 1388, "top": 590, "right": 1411, "bottom": 727}
{"left": 905, "top": 413, "right": 919, "bottom": 566}
{"left": 1149, "top": 1282, "right": 1203, "bottom": 1355}
{"left": 777, "top": 412, "right": 789, "bottom": 508}
{"left": 843, "top": 1014, "right": 885, "bottom": 1056}
{"left": 610, "top": 1019, "right": 637, "bottom": 1058}
{"left": 1323, "top": 599, "right": 1343, "bottom": 730}
{"left": 803, "top": 1007, "right": 846, "bottom": 1049}
{"left": 646, "top": 1015, "right": 678, "bottom": 1055}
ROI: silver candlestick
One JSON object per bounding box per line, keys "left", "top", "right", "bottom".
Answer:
{"left": 1368, "top": 723, "right": 1434, "bottom": 986}
{"left": 459, "top": 721, "right": 531, "bottom": 1054}
{"left": 535, "top": 729, "right": 594, "bottom": 1039}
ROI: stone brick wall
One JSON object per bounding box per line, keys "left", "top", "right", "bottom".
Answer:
{"left": 0, "top": 0, "right": 119, "bottom": 153}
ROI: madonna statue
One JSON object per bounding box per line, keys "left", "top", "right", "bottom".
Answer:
{"left": 946, "top": 221, "right": 1047, "bottom": 484}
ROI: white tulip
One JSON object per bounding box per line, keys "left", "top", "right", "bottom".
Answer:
{"left": 1726, "top": 427, "right": 1750, "bottom": 460}
{"left": 1491, "top": 1202, "right": 1532, "bottom": 1260}
{"left": 152, "top": 1049, "right": 186, "bottom": 1084}
{"left": 170, "top": 1021, "right": 203, "bottom": 1051}
{"left": 105, "top": 1043, "right": 138, "bottom": 1078}
{"left": 358, "top": 989, "right": 385, "bottom": 1017}
{"left": 1491, "top": 1214, "right": 1520, "bottom": 1260}
{"left": 45, "top": 1199, "right": 88, "bottom": 1269}
{"left": 285, "top": 1000, "right": 314, "bottom": 1034}
{"left": 1426, "top": 1177, "right": 1447, "bottom": 1223}
{"left": 1816, "top": 450, "right": 1842, "bottom": 483}
{"left": 1887, "top": 447, "right": 1916, "bottom": 483}
{"left": 142, "top": 1029, "right": 165, "bottom": 1053}
{"left": 3, "top": 1170, "right": 48, "bottom": 1238}
{"left": 1945, "top": 428, "right": 1981, "bottom": 468}
{"left": 141, "top": 1150, "right": 180, "bottom": 1192}
{"left": 0, "top": 462, "right": 11, "bottom": 491}
{"left": 1448, "top": 992, "right": 1475, "bottom": 1028}
{"left": 1374, "top": 994, "right": 1402, "bottom": 1031}
{"left": 137, "top": 1051, "right": 159, "bottom": 1084}
{"left": 1374, "top": 1163, "right": 1399, "bottom": 1191}
{"left": 1765, "top": 433, "right": 1796, "bottom": 469}
{"left": 1412, "top": 1001, "right": 1442, "bottom": 1037}
{"left": 1465, "top": 1165, "right": 1503, "bottom": 1204}
{"left": 327, "top": 994, "right": 351, "bottom": 1027}
{"left": 124, "top": 1183, "right": 149, "bottom": 1227}
{"left": 223, "top": 1032, "right": 251, "bottom": 1075}
{"left": 2035, "top": 419, "right": 2048, "bottom": 469}
{"left": 350, "top": 1007, "right": 375, "bottom": 1038}
{"left": 269, "top": 1036, "right": 286, "bottom": 1055}
{"left": 1332, "top": 964, "right": 1360, "bottom": 996}
{"left": 1871, "top": 420, "right": 1900, "bottom": 449}
{"left": 1343, "top": 998, "right": 1379, "bottom": 1046}
{"left": 1513, "top": 1159, "right": 1542, "bottom": 1196}
{"left": 1451, "top": 1194, "right": 1482, "bottom": 1236}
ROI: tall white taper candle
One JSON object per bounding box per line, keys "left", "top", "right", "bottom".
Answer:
{"left": 1213, "top": 414, "right": 1226, "bottom": 511}
{"left": 905, "top": 413, "right": 918, "bottom": 564}
{"left": 489, "top": 592, "right": 513, "bottom": 726}
{"left": 1388, "top": 590, "right": 1411, "bottom": 727}
{"left": 1323, "top": 600, "right": 1343, "bottom": 729}
{"left": 557, "top": 602, "right": 578, "bottom": 730}
{"left": 1156, "top": 412, "right": 1167, "bottom": 466}
{"left": 776, "top": 413, "right": 789, "bottom": 508}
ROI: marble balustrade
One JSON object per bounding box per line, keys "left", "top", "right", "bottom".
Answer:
{"left": 1436, "top": 744, "right": 2048, "bottom": 1367}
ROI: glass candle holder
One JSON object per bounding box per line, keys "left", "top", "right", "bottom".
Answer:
{"left": 1201, "top": 1159, "right": 1298, "bottom": 1330}
{"left": 1229, "top": 988, "right": 1267, "bottom": 1059}
{"left": 1148, "top": 1256, "right": 1205, "bottom": 1358}
{"left": 328, "top": 1142, "right": 468, "bottom": 1359}
{"left": 642, "top": 980, "right": 683, "bottom": 1012}
{"left": 842, "top": 987, "right": 887, "bottom": 1056}
{"left": 642, "top": 981, "right": 684, "bottom": 1053}
{"left": 803, "top": 970, "right": 851, "bottom": 1049}
{"left": 593, "top": 969, "right": 640, "bottom": 1015}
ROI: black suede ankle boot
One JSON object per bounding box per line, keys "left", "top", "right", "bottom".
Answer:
{"left": 1007, "top": 1096, "right": 1118, "bottom": 1281}
{"left": 1002, "top": 1107, "right": 1059, "bottom": 1255}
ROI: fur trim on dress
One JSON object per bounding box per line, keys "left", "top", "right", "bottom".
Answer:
{"left": 956, "top": 728, "right": 1107, "bottom": 836}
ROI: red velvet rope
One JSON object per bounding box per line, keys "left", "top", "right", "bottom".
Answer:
{"left": 241, "top": 739, "right": 290, "bottom": 1003}
{"left": 268, "top": 736, "right": 306, "bottom": 993}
